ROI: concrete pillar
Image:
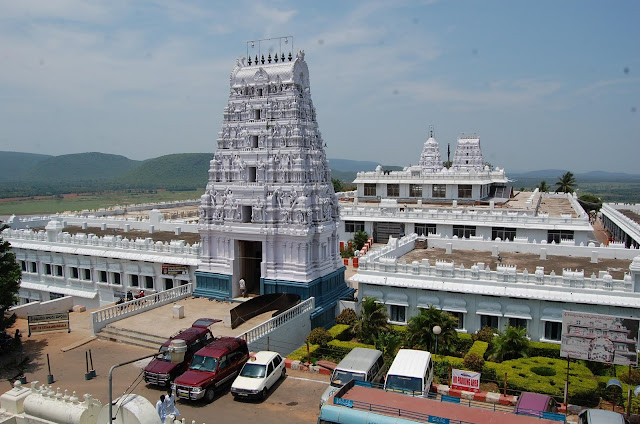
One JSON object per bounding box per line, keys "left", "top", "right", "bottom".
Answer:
{"left": 540, "top": 248, "right": 547, "bottom": 260}
{"left": 446, "top": 243, "right": 453, "bottom": 254}
{"left": 149, "top": 225, "right": 155, "bottom": 234}
{"left": 175, "top": 227, "right": 182, "bottom": 236}
{"left": 590, "top": 251, "right": 598, "bottom": 264}
{"left": 492, "top": 245, "right": 499, "bottom": 257}
{"left": 452, "top": 200, "right": 457, "bottom": 208}
{"left": 489, "top": 200, "right": 495, "bottom": 210}
{"left": 124, "top": 224, "right": 130, "bottom": 232}
{"left": 100, "top": 223, "right": 107, "bottom": 230}
{"left": 81, "top": 222, "right": 88, "bottom": 230}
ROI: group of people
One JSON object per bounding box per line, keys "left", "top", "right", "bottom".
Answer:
{"left": 155, "top": 388, "right": 180, "bottom": 424}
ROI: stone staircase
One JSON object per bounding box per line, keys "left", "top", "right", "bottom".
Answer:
{"left": 96, "top": 324, "right": 166, "bottom": 350}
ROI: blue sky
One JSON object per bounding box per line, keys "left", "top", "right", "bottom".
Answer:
{"left": 0, "top": 0, "right": 638, "bottom": 173}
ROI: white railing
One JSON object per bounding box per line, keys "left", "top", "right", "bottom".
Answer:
{"left": 90, "top": 283, "right": 193, "bottom": 335}
{"left": 240, "top": 297, "right": 315, "bottom": 344}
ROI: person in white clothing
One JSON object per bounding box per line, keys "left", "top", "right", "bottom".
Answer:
{"left": 155, "top": 395, "right": 166, "bottom": 424}
{"left": 239, "top": 278, "right": 247, "bottom": 298}
{"left": 164, "top": 388, "right": 180, "bottom": 418}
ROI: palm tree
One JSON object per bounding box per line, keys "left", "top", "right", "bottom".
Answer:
{"left": 354, "top": 297, "right": 389, "bottom": 344}
{"left": 488, "top": 326, "right": 530, "bottom": 362}
{"left": 555, "top": 171, "right": 576, "bottom": 193}
{"left": 373, "top": 330, "right": 403, "bottom": 363}
{"left": 405, "top": 307, "right": 458, "bottom": 354}
{"left": 537, "top": 180, "right": 550, "bottom": 192}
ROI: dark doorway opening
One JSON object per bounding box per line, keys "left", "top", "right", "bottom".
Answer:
{"left": 238, "top": 240, "right": 262, "bottom": 296}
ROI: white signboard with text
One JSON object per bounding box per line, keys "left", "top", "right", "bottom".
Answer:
{"left": 451, "top": 369, "right": 480, "bottom": 392}
{"left": 560, "top": 311, "right": 639, "bottom": 366}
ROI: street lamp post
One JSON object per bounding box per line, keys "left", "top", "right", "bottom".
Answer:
{"left": 432, "top": 325, "right": 442, "bottom": 355}
{"left": 109, "top": 339, "right": 187, "bottom": 424}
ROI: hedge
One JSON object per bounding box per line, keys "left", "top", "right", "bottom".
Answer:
{"left": 329, "top": 324, "right": 352, "bottom": 341}
{"left": 528, "top": 341, "right": 561, "bottom": 359}
{"left": 493, "top": 357, "right": 599, "bottom": 406}
{"left": 288, "top": 343, "right": 320, "bottom": 361}
{"left": 467, "top": 341, "right": 489, "bottom": 358}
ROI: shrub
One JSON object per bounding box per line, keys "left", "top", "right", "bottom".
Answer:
{"left": 468, "top": 341, "right": 489, "bottom": 358}
{"left": 328, "top": 324, "right": 352, "bottom": 341}
{"left": 531, "top": 366, "right": 556, "bottom": 377}
{"left": 473, "top": 326, "right": 495, "bottom": 343}
{"left": 528, "top": 341, "right": 561, "bottom": 359}
{"left": 336, "top": 308, "right": 357, "bottom": 325}
{"left": 307, "top": 327, "right": 333, "bottom": 346}
{"left": 451, "top": 333, "right": 474, "bottom": 356}
{"left": 328, "top": 339, "right": 375, "bottom": 350}
{"left": 287, "top": 343, "right": 320, "bottom": 362}
{"left": 620, "top": 368, "right": 640, "bottom": 385}
{"left": 463, "top": 352, "right": 485, "bottom": 372}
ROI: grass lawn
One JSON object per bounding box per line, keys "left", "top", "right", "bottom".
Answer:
{"left": 0, "top": 190, "right": 203, "bottom": 215}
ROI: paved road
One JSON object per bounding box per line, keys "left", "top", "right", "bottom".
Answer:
{"left": 1, "top": 318, "right": 328, "bottom": 424}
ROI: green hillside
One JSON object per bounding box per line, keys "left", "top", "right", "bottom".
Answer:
{"left": 0, "top": 151, "right": 51, "bottom": 181}
{"left": 115, "top": 153, "right": 211, "bottom": 190}
{"left": 22, "top": 152, "right": 140, "bottom": 183}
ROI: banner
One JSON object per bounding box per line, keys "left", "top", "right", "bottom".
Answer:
{"left": 561, "top": 311, "right": 639, "bottom": 366}
{"left": 162, "top": 264, "right": 188, "bottom": 275}
{"left": 451, "top": 369, "right": 480, "bottom": 392}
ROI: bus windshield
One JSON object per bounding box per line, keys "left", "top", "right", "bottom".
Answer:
{"left": 385, "top": 375, "right": 422, "bottom": 394}
{"left": 331, "top": 370, "right": 366, "bottom": 387}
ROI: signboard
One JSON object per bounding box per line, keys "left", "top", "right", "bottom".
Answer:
{"left": 428, "top": 416, "right": 450, "bottom": 424}
{"left": 28, "top": 312, "right": 70, "bottom": 336}
{"left": 561, "top": 311, "right": 639, "bottom": 366}
{"left": 333, "top": 397, "right": 353, "bottom": 408}
{"left": 162, "top": 264, "right": 188, "bottom": 275}
{"left": 451, "top": 369, "right": 481, "bottom": 392}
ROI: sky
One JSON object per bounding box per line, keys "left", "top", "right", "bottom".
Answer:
{"left": 0, "top": 1, "right": 639, "bottom": 174}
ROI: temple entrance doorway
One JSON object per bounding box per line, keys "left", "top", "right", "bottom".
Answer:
{"left": 237, "top": 240, "right": 262, "bottom": 296}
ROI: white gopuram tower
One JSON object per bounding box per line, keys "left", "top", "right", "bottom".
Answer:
{"left": 196, "top": 39, "right": 352, "bottom": 326}
{"left": 418, "top": 126, "right": 442, "bottom": 174}
{"left": 452, "top": 135, "right": 484, "bottom": 171}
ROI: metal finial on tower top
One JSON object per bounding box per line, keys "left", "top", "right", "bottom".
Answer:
{"left": 429, "top": 125, "right": 434, "bottom": 138}
{"left": 246, "top": 36, "right": 294, "bottom": 66}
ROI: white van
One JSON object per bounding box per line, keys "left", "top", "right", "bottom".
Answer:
{"left": 384, "top": 349, "right": 434, "bottom": 396}
{"left": 319, "top": 347, "right": 385, "bottom": 407}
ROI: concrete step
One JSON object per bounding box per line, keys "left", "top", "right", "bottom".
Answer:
{"left": 103, "top": 325, "right": 169, "bottom": 344}
{"left": 96, "top": 326, "right": 167, "bottom": 350}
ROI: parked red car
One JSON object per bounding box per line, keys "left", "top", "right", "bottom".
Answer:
{"left": 144, "top": 318, "right": 220, "bottom": 387}
{"left": 173, "top": 337, "right": 249, "bottom": 403}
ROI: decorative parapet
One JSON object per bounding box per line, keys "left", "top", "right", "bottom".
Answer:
{"left": 601, "top": 203, "right": 640, "bottom": 246}
{"left": 2, "top": 228, "right": 201, "bottom": 257}
{"left": 354, "top": 167, "right": 507, "bottom": 181}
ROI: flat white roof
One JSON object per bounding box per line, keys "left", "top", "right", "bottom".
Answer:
{"left": 386, "top": 349, "right": 431, "bottom": 379}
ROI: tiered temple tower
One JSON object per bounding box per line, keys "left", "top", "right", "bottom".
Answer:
{"left": 195, "top": 44, "right": 352, "bottom": 326}
{"left": 418, "top": 126, "right": 442, "bottom": 174}
{"left": 452, "top": 136, "right": 484, "bottom": 171}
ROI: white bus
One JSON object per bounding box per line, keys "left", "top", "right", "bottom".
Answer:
{"left": 383, "top": 349, "right": 433, "bottom": 397}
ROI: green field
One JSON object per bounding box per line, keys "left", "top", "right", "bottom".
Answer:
{"left": 0, "top": 190, "right": 203, "bottom": 216}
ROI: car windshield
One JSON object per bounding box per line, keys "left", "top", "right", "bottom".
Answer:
{"left": 386, "top": 375, "right": 422, "bottom": 394}
{"left": 156, "top": 346, "right": 171, "bottom": 361}
{"left": 240, "top": 363, "right": 266, "bottom": 378}
{"left": 331, "top": 370, "right": 366, "bottom": 387}
{"left": 189, "top": 355, "right": 217, "bottom": 372}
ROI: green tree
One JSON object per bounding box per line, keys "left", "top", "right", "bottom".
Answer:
{"left": 578, "top": 193, "right": 603, "bottom": 213}
{"left": 0, "top": 224, "right": 21, "bottom": 332}
{"left": 488, "top": 326, "right": 530, "bottom": 362}
{"left": 373, "top": 330, "right": 403, "bottom": 363}
{"left": 405, "top": 307, "right": 458, "bottom": 354}
{"left": 354, "top": 297, "right": 389, "bottom": 344}
{"left": 537, "top": 180, "right": 550, "bottom": 192}
{"left": 555, "top": 171, "right": 577, "bottom": 193}
{"left": 332, "top": 178, "right": 344, "bottom": 193}
{"left": 352, "top": 230, "right": 369, "bottom": 251}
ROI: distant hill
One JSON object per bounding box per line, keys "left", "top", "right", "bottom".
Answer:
{"left": 21, "top": 152, "right": 140, "bottom": 183}
{"left": 0, "top": 151, "right": 52, "bottom": 181}
{"left": 328, "top": 159, "right": 382, "bottom": 172}
{"left": 115, "top": 153, "right": 211, "bottom": 190}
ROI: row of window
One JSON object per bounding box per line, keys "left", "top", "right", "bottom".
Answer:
{"left": 387, "top": 304, "right": 562, "bottom": 341}
{"left": 18, "top": 261, "right": 188, "bottom": 290}
{"left": 364, "top": 184, "right": 473, "bottom": 199}
{"left": 342, "top": 223, "right": 574, "bottom": 244}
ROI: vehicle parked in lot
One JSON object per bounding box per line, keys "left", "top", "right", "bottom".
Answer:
{"left": 578, "top": 409, "right": 628, "bottom": 424}
{"left": 514, "top": 392, "right": 559, "bottom": 418}
{"left": 144, "top": 318, "right": 220, "bottom": 387}
{"left": 173, "top": 337, "right": 249, "bottom": 403}
{"left": 230, "top": 351, "right": 286, "bottom": 400}
{"left": 384, "top": 349, "right": 434, "bottom": 397}
{"left": 319, "top": 347, "right": 385, "bottom": 407}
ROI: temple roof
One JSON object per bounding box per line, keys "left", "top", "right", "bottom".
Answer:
{"left": 230, "top": 51, "right": 309, "bottom": 89}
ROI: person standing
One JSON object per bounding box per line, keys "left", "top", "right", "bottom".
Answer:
{"left": 156, "top": 395, "right": 166, "bottom": 424}
{"left": 164, "top": 388, "right": 180, "bottom": 418}
{"left": 239, "top": 278, "right": 246, "bottom": 298}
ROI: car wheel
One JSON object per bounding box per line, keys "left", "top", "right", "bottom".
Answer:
{"left": 204, "top": 388, "right": 215, "bottom": 403}
{"left": 281, "top": 367, "right": 286, "bottom": 379}
{"left": 261, "top": 388, "right": 268, "bottom": 400}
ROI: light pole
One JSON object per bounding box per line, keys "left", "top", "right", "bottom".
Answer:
{"left": 432, "top": 325, "right": 442, "bottom": 355}
{"left": 109, "top": 339, "right": 186, "bottom": 424}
